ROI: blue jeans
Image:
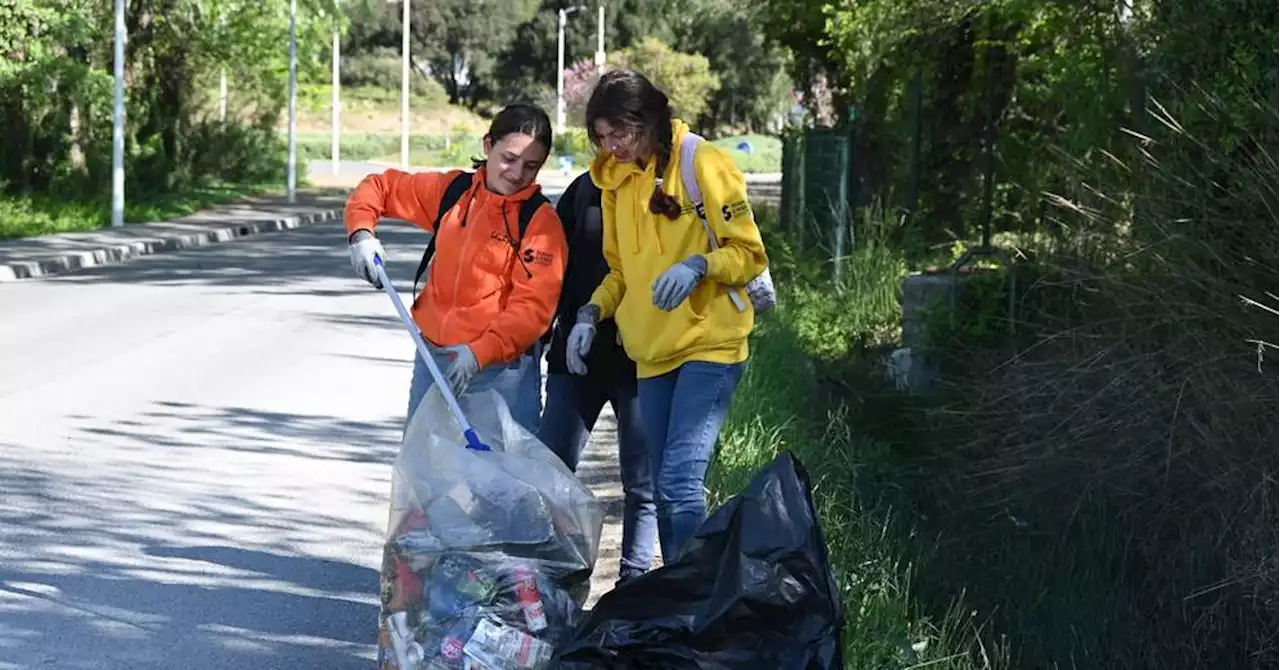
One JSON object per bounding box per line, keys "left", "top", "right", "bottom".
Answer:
{"left": 406, "top": 340, "right": 543, "bottom": 435}
{"left": 638, "top": 361, "right": 745, "bottom": 563}
{"left": 537, "top": 373, "right": 657, "bottom": 581}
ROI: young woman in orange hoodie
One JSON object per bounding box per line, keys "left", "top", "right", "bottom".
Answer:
{"left": 343, "top": 104, "right": 567, "bottom": 433}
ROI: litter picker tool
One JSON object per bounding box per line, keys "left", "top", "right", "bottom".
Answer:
{"left": 372, "top": 256, "right": 491, "bottom": 452}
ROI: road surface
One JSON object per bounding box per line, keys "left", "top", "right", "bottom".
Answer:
{"left": 0, "top": 185, "right": 638, "bottom": 669}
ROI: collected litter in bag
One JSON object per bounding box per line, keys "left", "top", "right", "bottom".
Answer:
{"left": 550, "top": 451, "right": 845, "bottom": 669}
{"left": 377, "top": 386, "right": 605, "bottom": 670}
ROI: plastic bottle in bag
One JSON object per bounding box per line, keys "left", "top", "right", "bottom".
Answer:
{"left": 510, "top": 566, "right": 548, "bottom": 633}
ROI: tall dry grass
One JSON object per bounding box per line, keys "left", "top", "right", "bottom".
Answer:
{"left": 910, "top": 91, "right": 1277, "bottom": 667}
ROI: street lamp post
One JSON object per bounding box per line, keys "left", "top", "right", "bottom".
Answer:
{"left": 287, "top": 0, "right": 298, "bottom": 203}
{"left": 556, "top": 5, "right": 585, "bottom": 134}
{"left": 111, "top": 0, "right": 125, "bottom": 227}
{"left": 332, "top": 3, "right": 341, "bottom": 175}
{"left": 400, "top": 0, "right": 410, "bottom": 169}
{"left": 595, "top": 4, "right": 605, "bottom": 75}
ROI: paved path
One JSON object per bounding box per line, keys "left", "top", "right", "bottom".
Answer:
{"left": 0, "top": 188, "right": 629, "bottom": 669}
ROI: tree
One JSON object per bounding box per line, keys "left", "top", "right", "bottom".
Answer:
{"left": 612, "top": 37, "right": 720, "bottom": 121}
{"left": 668, "top": 0, "right": 793, "bottom": 134}
{"left": 493, "top": 0, "right": 686, "bottom": 107}
{"left": 344, "top": 0, "right": 538, "bottom": 105}
{"left": 756, "top": 0, "right": 845, "bottom": 124}
{"left": 1, "top": 0, "right": 341, "bottom": 196}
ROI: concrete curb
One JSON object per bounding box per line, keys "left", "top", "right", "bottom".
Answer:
{"left": 0, "top": 208, "right": 345, "bottom": 282}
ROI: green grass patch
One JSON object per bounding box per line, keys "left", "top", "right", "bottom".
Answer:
{"left": 297, "top": 132, "right": 486, "bottom": 167}
{"left": 712, "top": 134, "right": 781, "bottom": 173}
{"left": 296, "top": 83, "right": 451, "bottom": 114}
{"left": 706, "top": 203, "right": 1005, "bottom": 668}
{"left": 0, "top": 181, "right": 280, "bottom": 240}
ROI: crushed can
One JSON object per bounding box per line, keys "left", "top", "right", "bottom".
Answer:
{"left": 463, "top": 618, "right": 553, "bottom": 669}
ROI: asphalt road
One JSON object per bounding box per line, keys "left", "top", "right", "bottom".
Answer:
{"left": 0, "top": 187, "right": 622, "bottom": 669}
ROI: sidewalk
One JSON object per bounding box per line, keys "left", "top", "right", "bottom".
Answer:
{"left": 0, "top": 188, "right": 350, "bottom": 282}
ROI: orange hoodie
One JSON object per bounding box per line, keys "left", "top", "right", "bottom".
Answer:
{"left": 345, "top": 167, "right": 567, "bottom": 369}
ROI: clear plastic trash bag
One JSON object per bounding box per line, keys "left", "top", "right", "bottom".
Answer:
{"left": 376, "top": 386, "right": 604, "bottom": 670}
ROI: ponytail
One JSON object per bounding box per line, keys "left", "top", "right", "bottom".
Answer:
{"left": 649, "top": 124, "right": 681, "bottom": 219}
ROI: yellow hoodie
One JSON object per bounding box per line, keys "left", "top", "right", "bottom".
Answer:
{"left": 588, "top": 119, "right": 768, "bottom": 378}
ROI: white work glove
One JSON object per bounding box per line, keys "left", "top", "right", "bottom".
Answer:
{"left": 565, "top": 305, "right": 600, "bottom": 376}
{"left": 442, "top": 344, "right": 479, "bottom": 397}
{"left": 348, "top": 229, "right": 386, "bottom": 288}
{"left": 652, "top": 255, "right": 708, "bottom": 311}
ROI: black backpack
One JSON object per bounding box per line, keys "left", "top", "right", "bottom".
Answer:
{"left": 412, "top": 171, "right": 551, "bottom": 293}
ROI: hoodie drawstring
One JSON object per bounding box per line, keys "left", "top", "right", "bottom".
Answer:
{"left": 502, "top": 201, "right": 533, "bottom": 280}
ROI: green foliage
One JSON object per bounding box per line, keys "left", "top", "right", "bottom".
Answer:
{"left": 0, "top": 0, "right": 341, "bottom": 218}
{"left": 667, "top": 1, "right": 795, "bottom": 134}
{"left": 296, "top": 83, "right": 449, "bottom": 115}
{"left": 918, "top": 268, "right": 1009, "bottom": 349}
{"left": 764, "top": 2, "right": 1280, "bottom": 661}
{"left": 552, "top": 127, "right": 595, "bottom": 167}
{"left": 489, "top": 0, "right": 792, "bottom": 138}
{"left": 611, "top": 37, "right": 720, "bottom": 121}
{"left": 343, "top": 0, "right": 538, "bottom": 106}
{"left": 754, "top": 202, "right": 907, "bottom": 361}
{"left": 707, "top": 202, "right": 1005, "bottom": 669}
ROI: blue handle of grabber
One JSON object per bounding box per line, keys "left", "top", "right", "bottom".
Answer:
{"left": 372, "top": 256, "right": 491, "bottom": 452}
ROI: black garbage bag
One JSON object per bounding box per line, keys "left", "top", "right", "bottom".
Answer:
{"left": 550, "top": 451, "right": 845, "bottom": 669}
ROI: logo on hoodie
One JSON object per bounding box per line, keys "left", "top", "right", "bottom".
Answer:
{"left": 522, "top": 247, "right": 555, "bottom": 267}
{"left": 721, "top": 200, "right": 752, "bottom": 221}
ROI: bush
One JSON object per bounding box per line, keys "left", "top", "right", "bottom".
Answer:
{"left": 552, "top": 127, "right": 595, "bottom": 168}
{"left": 184, "top": 121, "right": 292, "bottom": 186}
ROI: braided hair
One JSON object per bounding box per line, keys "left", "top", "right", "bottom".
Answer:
{"left": 586, "top": 69, "right": 682, "bottom": 220}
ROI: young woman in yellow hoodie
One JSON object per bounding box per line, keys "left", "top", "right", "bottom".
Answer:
{"left": 563, "top": 69, "right": 769, "bottom": 564}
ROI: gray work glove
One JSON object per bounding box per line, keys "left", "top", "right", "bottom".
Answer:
{"left": 441, "top": 344, "right": 479, "bottom": 397}
{"left": 652, "top": 255, "right": 708, "bottom": 311}
{"left": 565, "top": 305, "right": 600, "bottom": 376}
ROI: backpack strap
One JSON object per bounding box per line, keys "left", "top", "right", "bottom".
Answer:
{"left": 679, "top": 133, "right": 748, "bottom": 312}
{"left": 413, "top": 171, "right": 474, "bottom": 294}
{"left": 516, "top": 191, "right": 554, "bottom": 347}
{"left": 517, "top": 191, "right": 551, "bottom": 239}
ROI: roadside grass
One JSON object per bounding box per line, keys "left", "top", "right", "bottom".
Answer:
{"left": 0, "top": 180, "right": 283, "bottom": 240}
{"left": 287, "top": 83, "right": 488, "bottom": 136}
{"left": 706, "top": 203, "right": 1006, "bottom": 669}
{"left": 711, "top": 134, "right": 781, "bottom": 174}
{"left": 296, "top": 131, "right": 486, "bottom": 167}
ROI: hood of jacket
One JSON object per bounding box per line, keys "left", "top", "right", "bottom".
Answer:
{"left": 589, "top": 118, "right": 692, "bottom": 192}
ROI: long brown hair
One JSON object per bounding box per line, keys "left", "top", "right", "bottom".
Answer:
{"left": 585, "top": 69, "right": 682, "bottom": 220}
